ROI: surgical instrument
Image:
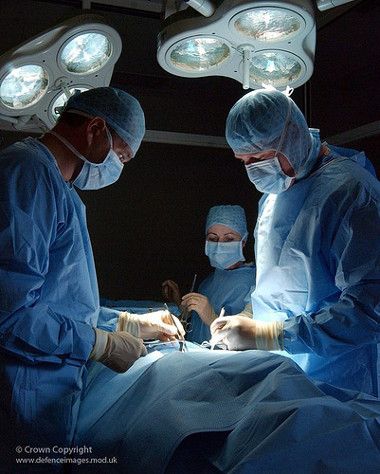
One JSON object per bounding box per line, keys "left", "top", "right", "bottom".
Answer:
{"left": 164, "top": 303, "right": 188, "bottom": 352}
{"left": 178, "top": 273, "right": 198, "bottom": 333}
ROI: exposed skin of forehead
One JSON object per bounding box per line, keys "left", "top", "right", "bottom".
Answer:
{"left": 206, "top": 224, "right": 242, "bottom": 241}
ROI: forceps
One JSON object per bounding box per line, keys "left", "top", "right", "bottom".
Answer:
{"left": 178, "top": 273, "right": 197, "bottom": 333}
{"left": 164, "top": 303, "right": 188, "bottom": 352}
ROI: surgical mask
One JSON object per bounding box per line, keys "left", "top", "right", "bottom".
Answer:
{"left": 48, "top": 129, "right": 123, "bottom": 190}
{"left": 245, "top": 157, "right": 293, "bottom": 194}
{"left": 205, "top": 240, "right": 244, "bottom": 270}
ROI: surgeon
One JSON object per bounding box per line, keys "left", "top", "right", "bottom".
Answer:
{"left": 210, "top": 88, "right": 380, "bottom": 396}
{"left": 0, "top": 87, "right": 181, "bottom": 461}
{"left": 162, "top": 205, "right": 255, "bottom": 343}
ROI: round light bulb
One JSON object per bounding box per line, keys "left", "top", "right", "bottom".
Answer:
{"left": 60, "top": 32, "right": 112, "bottom": 74}
{"left": 250, "top": 51, "right": 303, "bottom": 88}
{"left": 0, "top": 64, "right": 49, "bottom": 109}
{"left": 233, "top": 8, "right": 303, "bottom": 42}
{"left": 169, "top": 37, "right": 230, "bottom": 72}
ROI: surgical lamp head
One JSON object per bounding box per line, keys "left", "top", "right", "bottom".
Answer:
{"left": 157, "top": 0, "right": 316, "bottom": 90}
{"left": 0, "top": 15, "right": 122, "bottom": 133}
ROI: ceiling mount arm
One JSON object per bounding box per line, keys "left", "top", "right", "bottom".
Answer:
{"left": 183, "top": 0, "right": 216, "bottom": 17}
{"left": 316, "top": 0, "right": 357, "bottom": 11}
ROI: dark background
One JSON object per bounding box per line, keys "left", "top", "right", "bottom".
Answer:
{"left": 0, "top": 0, "right": 378, "bottom": 300}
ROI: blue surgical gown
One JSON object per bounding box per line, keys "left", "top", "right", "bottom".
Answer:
{"left": 187, "top": 264, "right": 255, "bottom": 343}
{"left": 251, "top": 149, "right": 380, "bottom": 396}
{"left": 0, "top": 138, "right": 119, "bottom": 450}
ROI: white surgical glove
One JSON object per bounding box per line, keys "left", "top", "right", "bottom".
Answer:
{"left": 238, "top": 303, "right": 254, "bottom": 319}
{"left": 210, "top": 315, "right": 283, "bottom": 351}
{"left": 90, "top": 328, "right": 147, "bottom": 373}
{"left": 117, "top": 310, "right": 183, "bottom": 341}
{"left": 181, "top": 293, "right": 217, "bottom": 326}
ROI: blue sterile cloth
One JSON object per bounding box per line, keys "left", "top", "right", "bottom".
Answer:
{"left": 74, "top": 343, "right": 380, "bottom": 474}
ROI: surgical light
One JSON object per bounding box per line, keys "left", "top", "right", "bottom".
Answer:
{"left": 0, "top": 65, "right": 49, "bottom": 109}
{"left": 51, "top": 87, "right": 89, "bottom": 121}
{"left": 232, "top": 8, "right": 304, "bottom": 42}
{"left": 158, "top": 0, "right": 316, "bottom": 90}
{"left": 0, "top": 14, "right": 121, "bottom": 133}
{"left": 169, "top": 37, "right": 231, "bottom": 72}
{"left": 60, "top": 33, "right": 113, "bottom": 74}
{"left": 250, "top": 50, "right": 304, "bottom": 88}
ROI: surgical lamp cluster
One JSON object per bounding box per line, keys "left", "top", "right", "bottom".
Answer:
{"left": 157, "top": 0, "right": 316, "bottom": 90}
{"left": 0, "top": 15, "right": 121, "bottom": 132}
{"left": 157, "top": 0, "right": 358, "bottom": 90}
{"left": 0, "top": 0, "right": 359, "bottom": 133}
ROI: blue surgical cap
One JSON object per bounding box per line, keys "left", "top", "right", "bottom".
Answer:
{"left": 206, "top": 205, "right": 248, "bottom": 239}
{"left": 225, "top": 89, "right": 320, "bottom": 179}
{"left": 64, "top": 87, "right": 145, "bottom": 156}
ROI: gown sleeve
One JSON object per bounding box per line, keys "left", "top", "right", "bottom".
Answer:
{"left": 0, "top": 150, "right": 95, "bottom": 366}
{"left": 284, "top": 184, "right": 380, "bottom": 357}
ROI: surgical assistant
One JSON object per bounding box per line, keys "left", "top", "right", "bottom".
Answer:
{"left": 211, "top": 88, "right": 380, "bottom": 396}
{"left": 0, "top": 87, "right": 180, "bottom": 464}
{"left": 163, "top": 205, "right": 255, "bottom": 343}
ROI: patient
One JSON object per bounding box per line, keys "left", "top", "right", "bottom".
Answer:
{"left": 162, "top": 205, "right": 255, "bottom": 343}
{"left": 73, "top": 341, "right": 380, "bottom": 473}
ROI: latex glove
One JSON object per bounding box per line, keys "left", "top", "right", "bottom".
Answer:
{"left": 239, "top": 303, "right": 254, "bottom": 319}
{"left": 162, "top": 279, "right": 182, "bottom": 307}
{"left": 118, "top": 310, "right": 184, "bottom": 341}
{"left": 90, "top": 328, "right": 147, "bottom": 373}
{"left": 181, "top": 292, "right": 217, "bottom": 326}
{"left": 210, "top": 316, "right": 283, "bottom": 351}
